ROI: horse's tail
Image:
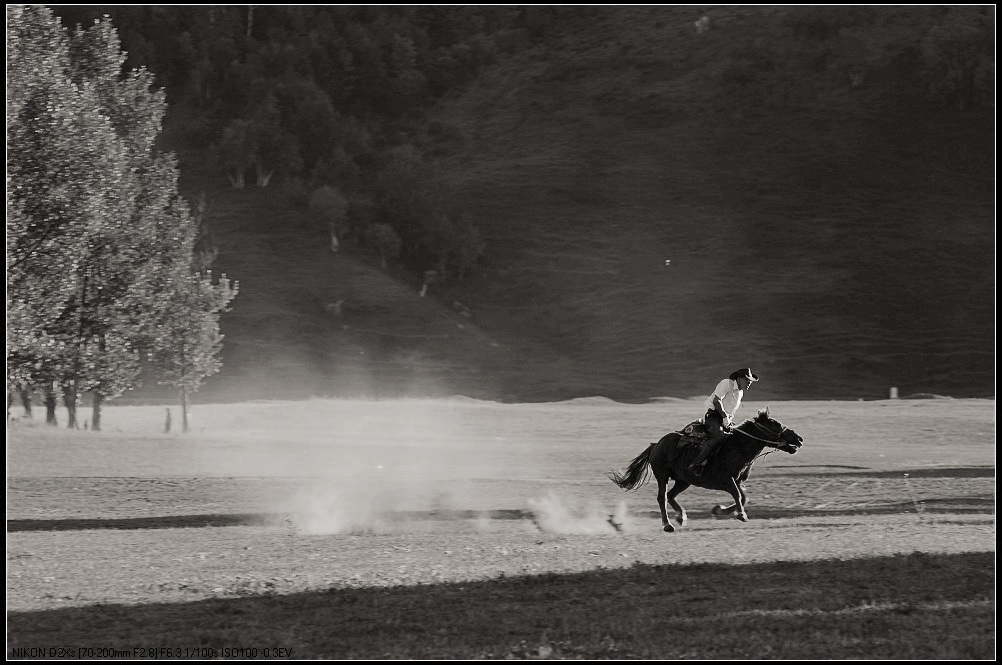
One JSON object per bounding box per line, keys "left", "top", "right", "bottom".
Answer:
{"left": 606, "top": 442, "right": 656, "bottom": 491}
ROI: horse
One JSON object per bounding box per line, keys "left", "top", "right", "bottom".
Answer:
{"left": 607, "top": 408, "right": 803, "bottom": 532}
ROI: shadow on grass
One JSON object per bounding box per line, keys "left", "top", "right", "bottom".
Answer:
{"left": 5, "top": 510, "right": 529, "bottom": 533}
{"left": 6, "top": 514, "right": 277, "bottom": 532}
{"left": 7, "top": 552, "right": 993, "bottom": 659}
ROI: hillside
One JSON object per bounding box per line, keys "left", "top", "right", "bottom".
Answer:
{"left": 191, "top": 6, "right": 993, "bottom": 404}
{"left": 188, "top": 186, "right": 598, "bottom": 403}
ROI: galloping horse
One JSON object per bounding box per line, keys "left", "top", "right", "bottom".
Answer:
{"left": 608, "top": 408, "right": 803, "bottom": 532}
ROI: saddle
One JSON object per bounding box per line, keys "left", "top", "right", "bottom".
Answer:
{"left": 677, "top": 421, "right": 711, "bottom": 448}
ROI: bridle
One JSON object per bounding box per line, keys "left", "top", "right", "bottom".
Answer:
{"left": 733, "top": 419, "right": 786, "bottom": 444}
{"left": 732, "top": 419, "right": 797, "bottom": 460}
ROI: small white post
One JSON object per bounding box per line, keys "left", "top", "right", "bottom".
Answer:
{"left": 889, "top": 387, "right": 899, "bottom": 399}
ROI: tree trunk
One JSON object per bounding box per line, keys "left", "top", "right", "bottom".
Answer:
{"left": 68, "top": 268, "right": 87, "bottom": 430}
{"left": 181, "top": 388, "right": 190, "bottom": 433}
{"left": 256, "top": 163, "right": 273, "bottom": 187}
{"left": 63, "top": 384, "right": 78, "bottom": 429}
{"left": 91, "top": 392, "right": 103, "bottom": 432}
{"left": 18, "top": 384, "right": 33, "bottom": 418}
{"left": 44, "top": 383, "right": 58, "bottom": 425}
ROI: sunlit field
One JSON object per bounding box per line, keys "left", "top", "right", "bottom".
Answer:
{"left": 7, "top": 397, "right": 995, "bottom": 658}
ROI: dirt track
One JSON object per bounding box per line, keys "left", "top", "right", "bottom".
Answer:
{"left": 6, "top": 466, "right": 994, "bottom": 613}
{"left": 5, "top": 398, "right": 995, "bottom": 658}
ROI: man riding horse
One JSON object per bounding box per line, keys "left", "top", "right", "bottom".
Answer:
{"left": 688, "top": 367, "right": 759, "bottom": 476}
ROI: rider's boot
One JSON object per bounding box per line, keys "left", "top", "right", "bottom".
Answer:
{"left": 689, "top": 433, "right": 727, "bottom": 476}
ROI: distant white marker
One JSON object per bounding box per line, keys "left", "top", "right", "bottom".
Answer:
{"left": 664, "top": 259, "right": 671, "bottom": 266}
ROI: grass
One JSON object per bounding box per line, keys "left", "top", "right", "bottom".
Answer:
{"left": 6, "top": 553, "right": 995, "bottom": 659}
{"left": 6, "top": 398, "right": 995, "bottom": 658}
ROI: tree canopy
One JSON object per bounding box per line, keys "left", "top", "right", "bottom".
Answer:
{"left": 7, "top": 6, "right": 237, "bottom": 429}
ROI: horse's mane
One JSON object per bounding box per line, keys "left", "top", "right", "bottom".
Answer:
{"left": 735, "top": 408, "right": 772, "bottom": 431}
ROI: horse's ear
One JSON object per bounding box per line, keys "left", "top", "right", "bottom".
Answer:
{"left": 758, "top": 407, "right": 770, "bottom": 420}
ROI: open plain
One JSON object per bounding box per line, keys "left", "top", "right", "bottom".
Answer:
{"left": 6, "top": 397, "right": 995, "bottom": 659}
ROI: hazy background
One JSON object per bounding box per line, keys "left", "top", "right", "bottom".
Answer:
{"left": 49, "top": 5, "right": 994, "bottom": 405}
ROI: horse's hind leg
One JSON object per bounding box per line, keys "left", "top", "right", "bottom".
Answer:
{"left": 711, "top": 502, "right": 739, "bottom": 517}
{"left": 666, "top": 481, "right": 690, "bottom": 527}
{"left": 711, "top": 484, "right": 746, "bottom": 518}
{"left": 656, "top": 477, "right": 675, "bottom": 533}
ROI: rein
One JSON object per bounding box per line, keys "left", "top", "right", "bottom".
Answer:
{"left": 729, "top": 422, "right": 789, "bottom": 460}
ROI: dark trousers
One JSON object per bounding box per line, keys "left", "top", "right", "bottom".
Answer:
{"left": 691, "top": 410, "right": 728, "bottom": 466}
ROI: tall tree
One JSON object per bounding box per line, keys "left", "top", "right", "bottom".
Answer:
{"left": 8, "top": 7, "right": 239, "bottom": 430}
{"left": 57, "top": 14, "right": 178, "bottom": 429}
{"left": 7, "top": 7, "right": 127, "bottom": 426}
{"left": 146, "top": 271, "right": 238, "bottom": 432}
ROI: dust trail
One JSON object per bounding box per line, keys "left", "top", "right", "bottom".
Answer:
{"left": 192, "top": 397, "right": 518, "bottom": 534}
{"left": 285, "top": 479, "right": 479, "bottom": 535}
{"left": 288, "top": 484, "right": 393, "bottom": 535}
{"left": 527, "top": 491, "right": 630, "bottom": 535}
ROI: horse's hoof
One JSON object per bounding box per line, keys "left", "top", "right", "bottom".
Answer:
{"left": 662, "top": 523, "right": 675, "bottom": 533}
{"left": 711, "top": 505, "right": 724, "bottom": 517}
{"left": 736, "top": 514, "right": 749, "bottom": 522}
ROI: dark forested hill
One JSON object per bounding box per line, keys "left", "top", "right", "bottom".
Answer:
{"left": 419, "top": 6, "right": 996, "bottom": 401}
{"left": 74, "top": 5, "right": 991, "bottom": 403}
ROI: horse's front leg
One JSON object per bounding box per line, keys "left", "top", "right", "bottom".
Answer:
{"left": 657, "top": 478, "right": 675, "bottom": 533}
{"left": 727, "top": 478, "right": 748, "bottom": 521}
{"left": 710, "top": 479, "right": 747, "bottom": 521}
{"left": 666, "top": 481, "right": 690, "bottom": 527}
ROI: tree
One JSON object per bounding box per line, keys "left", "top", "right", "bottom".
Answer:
{"left": 8, "top": 7, "right": 238, "bottom": 431}
{"left": 245, "top": 95, "right": 302, "bottom": 187}
{"left": 146, "top": 271, "right": 238, "bottom": 432}
{"left": 218, "top": 118, "right": 254, "bottom": 188}
{"left": 58, "top": 14, "right": 188, "bottom": 430}
{"left": 309, "top": 185, "right": 349, "bottom": 234}
{"left": 369, "top": 223, "right": 401, "bottom": 269}
{"left": 452, "top": 213, "right": 486, "bottom": 282}
{"left": 76, "top": 331, "right": 141, "bottom": 431}
{"left": 7, "top": 7, "right": 130, "bottom": 428}
{"left": 124, "top": 159, "right": 229, "bottom": 433}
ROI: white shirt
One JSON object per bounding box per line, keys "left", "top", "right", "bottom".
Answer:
{"left": 703, "top": 378, "right": 743, "bottom": 425}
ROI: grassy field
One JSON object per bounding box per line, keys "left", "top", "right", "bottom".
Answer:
{"left": 6, "top": 397, "right": 995, "bottom": 658}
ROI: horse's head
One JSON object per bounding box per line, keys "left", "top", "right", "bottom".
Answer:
{"left": 753, "top": 408, "right": 803, "bottom": 454}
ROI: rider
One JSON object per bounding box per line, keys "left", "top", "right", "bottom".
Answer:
{"left": 688, "top": 368, "right": 759, "bottom": 476}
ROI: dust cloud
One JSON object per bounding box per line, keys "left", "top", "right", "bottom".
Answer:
{"left": 527, "top": 491, "right": 631, "bottom": 535}
{"left": 287, "top": 484, "right": 394, "bottom": 535}
{"left": 183, "top": 396, "right": 530, "bottom": 535}
{"left": 180, "top": 394, "right": 637, "bottom": 535}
